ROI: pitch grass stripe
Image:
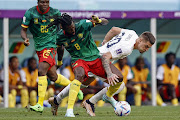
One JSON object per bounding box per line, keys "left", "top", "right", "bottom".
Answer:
{"left": 0, "top": 106, "right": 180, "bottom": 120}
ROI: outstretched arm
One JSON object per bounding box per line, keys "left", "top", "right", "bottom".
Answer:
{"left": 101, "top": 52, "right": 119, "bottom": 86}
{"left": 57, "top": 45, "right": 64, "bottom": 68}
{"left": 102, "top": 27, "right": 122, "bottom": 45}
{"left": 91, "top": 15, "right": 109, "bottom": 26}
{"left": 21, "top": 27, "right": 30, "bottom": 46}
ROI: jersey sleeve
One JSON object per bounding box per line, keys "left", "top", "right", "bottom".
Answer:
{"left": 21, "top": 10, "right": 31, "bottom": 28}
{"left": 56, "top": 31, "right": 65, "bottom": 46}
{"left": 80, "top": 19, "right": 94, "bottom": 30}
{"left": 156, "top": 65, "right": 164, "bottom": 80}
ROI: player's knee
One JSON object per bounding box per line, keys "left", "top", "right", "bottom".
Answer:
{"left": 38, "top": 69, "right": 47, "bottom": 76}
{"left": 75, "top": 73, "right": 85, "bottom": 82}
{"left": 21, "top": 88, "right": 28, "bottom": 96}
{"left": 134, "top": 85, "right": 141, "bottom": 94}
{"left": 30, "top": 90, "right": 37, "bottom": 98}
{"left": 49, "top": 74, "right": 58, "bottom": 82}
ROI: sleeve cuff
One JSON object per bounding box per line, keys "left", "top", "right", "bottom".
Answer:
{"left": 21, "top": 24, "right": 29, "bottom": 28}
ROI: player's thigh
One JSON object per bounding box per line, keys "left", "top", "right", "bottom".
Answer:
{"left": 110, "top": 63, "right": 123, "bottom": 82}
{"left": 38, "top": 61, "right": 50, "bottom": 76}
{"left": 74, "top": 66, "right": 86, "bottom": 82}
{"left": 82, "top": 77, "right": 96, "bottom": 86}
{"left": 47, "top": 65, "right": 58, "bottom": 82}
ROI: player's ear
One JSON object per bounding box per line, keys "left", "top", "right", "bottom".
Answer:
{"left": 60, "top": 24, "right": 63, "bottom": 29}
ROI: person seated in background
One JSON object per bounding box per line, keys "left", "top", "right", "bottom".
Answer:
{"left": 113, "top": 57, "right": 133, "bottom": 101}
{"left": 131, "top": 57, "right": 165, "bottom": 106}
{"left": 157, "top": 52, "right": 180, "bottom": 106}
{"left": 0, "top": 56, "right": 27, "bottom": 107}
{"left": 20, "top": 57, "right": 38, "bottom": 107}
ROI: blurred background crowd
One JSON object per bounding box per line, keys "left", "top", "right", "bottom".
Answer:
{"left": 0, "top": 53, "right": 179, "bottom": 108}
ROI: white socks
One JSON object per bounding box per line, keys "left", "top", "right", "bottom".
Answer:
{"left": 56, "top": 84, "right": 88, "bottom": 104}
{"left": 56, "top": 84, "right": 70, "bottom": 104}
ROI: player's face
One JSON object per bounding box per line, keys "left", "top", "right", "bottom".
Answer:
{"left": 166, "top": 55, "right": 175, "bottom": 66}
{"left": 64, "top": 22, "right": 75, "bottom": 36}
{"left": 28, "top": 60, "right": 37, "bottom": 71}
{"left": 138, "top": 38, "right": 152, "bottom": 53}
{"left": 38, "top": 0, "right": 49, "bottom": 12}
{"left": 136, "top": 59, "right": 145, "bottom": 70}
{"left": 10, "top": 58, "right": 19, "bottom": 70}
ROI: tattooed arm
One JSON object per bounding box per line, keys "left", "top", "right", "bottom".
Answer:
{"left": 101, "top": 52, "right": 119, "bottom": 86}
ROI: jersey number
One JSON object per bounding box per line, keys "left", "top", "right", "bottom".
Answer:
{"left": 41, "top": 25, "right": 48, "bottom": 33}
{"left": 74, "top": 43, "right": 80, "bottom": 50}
{"left": 107, "top": 32, "right": 125, "bottom": 48}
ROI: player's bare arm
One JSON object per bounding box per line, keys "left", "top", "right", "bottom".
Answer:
{"left": 91, "top": 15, "right": 109, "bottom": 26}
{"left": 101, "top": 52, "right": 119, "bottom": 86}
{"left": 21, "top": 27, "right": 30, "bottom": 46}
{"left": 57, "top": 45, "right": 64, "bottom": 68}
{"left": 102, "top": 27, "right": 122, "bottom": 45}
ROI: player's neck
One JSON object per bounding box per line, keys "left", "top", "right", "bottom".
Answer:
{"left": 134, "top": 39, "right": 138, "bottom": 50}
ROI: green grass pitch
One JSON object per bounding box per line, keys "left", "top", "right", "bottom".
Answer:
{"left": 0, "top": 106, "right": 180, "bottom": 120}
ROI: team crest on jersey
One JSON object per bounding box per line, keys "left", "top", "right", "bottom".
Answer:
{"left": 78, "top": 33, "right": 83, "bottom": 39}
{"left": 34, "top": 18, "right": 38, "bottom": 24}
{"left": 116, "top": 49, "right": 122, "bottom": 54}
{"left": 42, "top": 20, "right": 47, "bottom": 22}
{"left": 50, "top": 19, "right": 55, "bottom": 22}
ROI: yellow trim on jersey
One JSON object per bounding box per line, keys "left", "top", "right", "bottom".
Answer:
{"left": 21, "top": 24, "right": 29, "bottom": 28}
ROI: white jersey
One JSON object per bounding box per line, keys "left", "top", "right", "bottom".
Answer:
{"left": 88, "top": 29, "right": 138, "bottom": 81}
{"left": 98, "top": 29, "right": 138, "bottom": 62}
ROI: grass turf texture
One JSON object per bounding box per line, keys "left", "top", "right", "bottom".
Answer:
{"left": 0, "top": 106, "right": 180, "bottom": 120}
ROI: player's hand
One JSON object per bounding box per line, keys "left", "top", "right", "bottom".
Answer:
{"left": 91, "top": 15, "right": 102, "bottom": 24}
{"left": 24, "top": 38, "right": 30, "bottom": 46}
{"left": 107, "top": 73, "right": 119, "bottom": 86}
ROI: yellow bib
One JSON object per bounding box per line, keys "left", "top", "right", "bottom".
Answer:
{"left": 22, "top": 68, "right": 38, "bottom": 87}
{"left": 132, "top": 67, "right": 149, "bottom": 88}
{"left": 161, "top": 64, "right": 179, "bottom": 87}
{"left": 114, "top": 63, "right": 131, "bottom": 84}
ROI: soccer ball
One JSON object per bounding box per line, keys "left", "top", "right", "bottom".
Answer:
{"left": 114, "top": 101, "right": 131, "bottom": 116}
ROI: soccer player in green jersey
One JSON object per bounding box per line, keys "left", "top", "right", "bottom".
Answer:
{"left": 20, "top": 0, "right": 83, "bottom": 113}
{"left": 48, "top": 13, "right": 124, "bottom": 117}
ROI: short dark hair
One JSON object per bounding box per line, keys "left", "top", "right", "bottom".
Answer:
{"left": 140, "top": 32, "right": 156, "bottom": 45}
{"left": 135, "top": 57, "right": 144, "bottom": 66}
{"left": 28, "top": 57, "right": 36, "bottom": 64}
{"left": 165, "top": 52, "right": 176, "bottom": 61}
{"left": 9, "top": 56, "right": 18, "bottom": 63}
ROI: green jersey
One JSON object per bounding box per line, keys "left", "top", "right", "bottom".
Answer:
{"left": 21, "top": 6, "right": 61, "bottom": 51}
{"left": 56, "top": 19, "right": 100, "bottom": 63}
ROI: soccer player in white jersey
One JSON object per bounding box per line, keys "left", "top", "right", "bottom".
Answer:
{"left": 48, "top": 27, "right": 156, "bottom": 116}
